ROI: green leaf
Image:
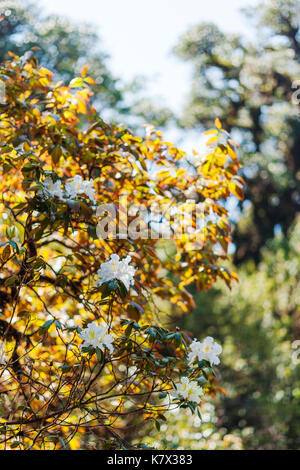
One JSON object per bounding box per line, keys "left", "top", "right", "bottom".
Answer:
{"left": 174, "top": 333, "right": 181, "bottom": 348}
{"left": 125, "top": 324, "right": 133, "bottom": 337}
{"left": 96, "top": 348, "right": 104, "bottom": 362}
{"left": 98, "top": 279, "right": 128, "bottom": 299}
{"left": 59, "top": 365, "right": 72, "bottom": 373}
{"left": 207, "top": 366, "right": 216, "bottom": 377}
{"left": 157, "top": 413, "right": 167, "bottom": 421}
{"left": 18, "top": 310, "right": 30, "bottom": 318}
{"left": 116, "top": 279, "right": 128, "bottom": 299}
{"left": 1, "top": 244, "right": 11, "bottom": 261}
{"left": 54, "top": 320, "right": 63, "bottom": 330}
{"left": 40, "top": 319, "right": 54, "bottom": 333}
{"left": 10, "top": 442, "right": 20, "bottom": 449}
{"left": 59, "top": 437, "right": 66, "bottom": 448}
{"left": 87, "top": 224, "right": 97, "bottom": 239}
{"left": 126, "top": 301, "right": 144, "bottom": 321}
{"left": 51, "top": 145, "right": 62, "bottom": 165}
{"left": 4, "top": 275, "right": 19, "bottom": 286}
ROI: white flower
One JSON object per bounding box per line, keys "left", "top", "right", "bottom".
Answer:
{"left": 188, "top": 336, "right": 222, "bottom": 366}
{"left": 39, "top": 176, "right": 64, "bottom": 200}
{"left": 81, "top": 179, "right": 96, "bottom": 202}
{"left": 79, "top": 321, "right": 114, "bottom": 353}
{"left": 187, "top": 340, "right": 203, "bottom": 364}
{"left": 97, "top": 253, "right": 136, "bottom": 291}
{"left": 65, "top": 174, "right": 96, "bottom": 202}
{"left": 173, "top": 377, "right": 203, "bottom": 404}
{"left": 65, "top": 174, "right": 83, "bottom": 199}
{"left": 0, "top": 340, "right": 6, "bottom": 365}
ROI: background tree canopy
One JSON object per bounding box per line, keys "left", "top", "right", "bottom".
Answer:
{"left": 0, "top": 0, "right": 172, "bottom": 126}
{"left": 165, "top": 0, "right": 300, "bottom": 450}
{"left": 175, "top": 0, "right": 300, "bottom": 265}
{"left": 0, "top": 0, "right": 125, "bottom": 110}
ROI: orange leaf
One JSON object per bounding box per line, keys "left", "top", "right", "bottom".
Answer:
{"left": 81, "top": 64, "right": 88, "bottom": 77}
{"left": 215, "top": 118, "right": 222, "bottom": 129}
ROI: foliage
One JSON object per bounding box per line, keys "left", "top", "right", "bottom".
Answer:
{"left": 175, "top": 0, "right": 300, "bottom": 263}
{"left": 0, "top": 55, "right": 243, "bottom": 449}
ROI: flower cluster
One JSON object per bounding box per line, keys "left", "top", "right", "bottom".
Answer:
{"left": 38, "top": 176, "right": 64, "bottom": 200}
{"left": 188, "top": 336, "right": 222, "bottom": 366}
{"left": 97, "top": 253, "right": 136, "bottom": 291}
{"left": 65, "top": 174, "right": 96, "bottom": 203}
{"left": 38, "top": 175, "right": 96, "bottom": 203}
{"left": 173, "top": 377, "right": 203, "bottom": 404}
{"left": 79, "top": 321, "right": 114, "bottom": 353}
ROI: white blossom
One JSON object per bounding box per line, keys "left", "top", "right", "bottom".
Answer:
{"left": 97, "top": 253, "right": 136, "bottom": 291}
{"left": 38, "top": 176, "right": 64, "bottom": 200}
{"left": 81, "top": 179, "right": 96, "bottom": 202}
{"left": 65, "top": 174, "right": 96, "bottom": 202}
{"left": 0, "top": 340, "right": 6, "bottom": 365}
{"left": 188, "top": 336, "right": 222, "bottom": 366}
{"left": 172, "top": 376, "right": 203, "bottom": 404}
{"left": 38, "top": 174, "right": 96, "bottom": 203}
{"left": 79, "top": 321, "right": 114, "bottom": 353}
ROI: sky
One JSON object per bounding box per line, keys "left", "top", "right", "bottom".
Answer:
{"left": 39, "top": 0, "right": 257, "bottom": 115}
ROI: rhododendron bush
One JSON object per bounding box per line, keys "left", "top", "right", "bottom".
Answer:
{"left": 0, "top": 53, "right": 243, "bottom": 449}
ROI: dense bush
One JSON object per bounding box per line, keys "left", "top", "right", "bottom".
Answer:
{"left": 0, "top": 54, "right": 243, "bottom": 449}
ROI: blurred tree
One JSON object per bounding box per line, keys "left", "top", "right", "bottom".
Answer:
{"left": 175, "top": 0, "right": 300, "bottom": 263}
{"left": 0, "top": 0, "right": 124, "bottom": 111}
{"left": 0, "top": 0, "right": 172, "bottom": 126}
{"left": 170, "top": 219, "right": 300, "bottom": 449}
{"left": 136, "top": 401, "right": 243, "bottom": 450}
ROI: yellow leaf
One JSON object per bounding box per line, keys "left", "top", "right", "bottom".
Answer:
{"left": 229, "top": 181, "right": 244, "bottom": 200}
{"left": 206, "top": 136, "right": 218, "bottom": 146}
{"left": 215, "top": 118, "right": 222, "bottom": 129}
{"left": 204, "top": 129, "right": 218, "bottom": 135}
